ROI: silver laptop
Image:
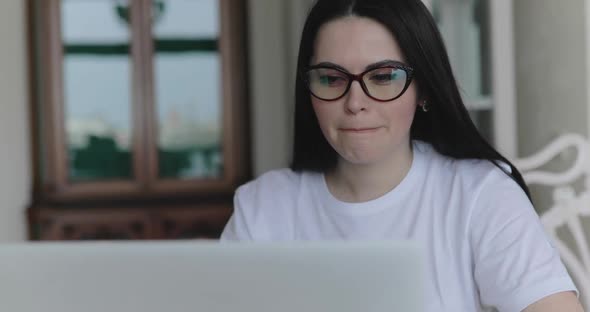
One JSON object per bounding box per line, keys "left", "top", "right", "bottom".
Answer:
{"left": 0, "top": 240, "right": 424, "bottom": 312}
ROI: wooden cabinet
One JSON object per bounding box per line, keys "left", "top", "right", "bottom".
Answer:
{"left": 29, "top": 205, "right": 232, "bottom": 240}
{"left": 27, "top": 0, "right": 248, "bottom": 240}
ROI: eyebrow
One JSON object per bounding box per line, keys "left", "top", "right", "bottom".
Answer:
{"left": 311, "top": 59, "right": 403, "bottom": 72}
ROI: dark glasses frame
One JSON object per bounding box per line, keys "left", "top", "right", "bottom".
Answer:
{"left": 302, "top": 61, "right": 415, "bottom": 102}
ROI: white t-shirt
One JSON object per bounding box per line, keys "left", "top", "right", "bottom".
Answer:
{"left": 221, "top": 141, "right": 577, "bottom": 312}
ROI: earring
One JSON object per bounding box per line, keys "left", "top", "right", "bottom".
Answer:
{"left": 421, "top": 100, "right": 429, "bottom": 112}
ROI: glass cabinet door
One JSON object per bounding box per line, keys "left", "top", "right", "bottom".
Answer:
{"left": 61, "top": 0, "right": 135, "bottom": 181}
{"left": 143, "top": 0, "right": 248, "bottom": 195}
{"left": 150, "top": 0, "right": 223, "bottom": 180}
{"left": 36, "top": 0, "right": 147, "bottom": 199}
{"left": 34, "top": 0, "right": 248, "bottom": 201}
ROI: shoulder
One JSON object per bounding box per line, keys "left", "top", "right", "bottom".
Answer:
{"left": 233, "top": 168, "right": 307, "bottom": 219}
{"left": 415, "top": 141, "right": 518, "bottom": 197}
{"left": 415, "top": 141, "right": 531, "bottom": 230}
{"left": 228, "top": 168, "right": 308, "bottom": 240}
{"left": 222, "top": 168, "right": 304, "bottom": 240}
{"left": 420, "top": 147, "right": 537, "bottom": 244}
{"left": 236, "top": 168, "right": 304, "bottom": 200}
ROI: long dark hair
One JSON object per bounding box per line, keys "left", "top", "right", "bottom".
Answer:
{"left": 290, "top": 0, "right": 530, "bottom": 199}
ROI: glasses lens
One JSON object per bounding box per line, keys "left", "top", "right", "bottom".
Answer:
{"left": 363, "top": 67, "right": 408, "bottom": 100}
{"left": 306, "top": 68, "right": 349, "bottom": 100}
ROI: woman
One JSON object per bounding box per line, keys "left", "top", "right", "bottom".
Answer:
{"left": 221, "top": 0, "right": 582, "bottom": 311}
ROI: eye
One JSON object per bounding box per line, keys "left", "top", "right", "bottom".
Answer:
{"left": 310, "top": 68, "right": 348, "bottom": 87}
{"left": 371, "top": 73, "right": 394, "bottom": 82}
{"left": 319, "top": 75, "right": 347, "bottom": 87}
{"left": 368, "top": 68, "right": 406, "bottom": 85}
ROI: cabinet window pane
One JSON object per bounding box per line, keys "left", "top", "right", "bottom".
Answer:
{"left": 432, "top": 0, "right": 493, "bottom": 141}
{"left": 432, "top": 0, "right": 490, "bottom": 101}
{"left": 153, "top": 0, "right": 222, "bottom": 179}
{"left": 62, "top": 0, "right": 134, "bottom": 181}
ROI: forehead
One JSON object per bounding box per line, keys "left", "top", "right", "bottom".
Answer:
{"left": 312, "top": 16, "right": 405, "bottom": 70}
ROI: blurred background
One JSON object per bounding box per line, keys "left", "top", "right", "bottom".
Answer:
{"left": 0, "top": 0, "right": 589, "bottom": 284}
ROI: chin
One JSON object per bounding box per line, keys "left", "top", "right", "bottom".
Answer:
{"left": 339, "top": 151, "right": 387, "bottom": 166}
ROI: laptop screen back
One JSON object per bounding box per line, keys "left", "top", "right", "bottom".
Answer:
{"left": 0, "top": 241, "right": 424, "bottom": 312}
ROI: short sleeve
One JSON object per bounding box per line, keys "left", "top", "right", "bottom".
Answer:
{"left": 469, "top": 170, "right": 577, "bottom": 312}
{"left": 220, "top": 169, "right": 299, "bottom": 242}
{"left": 220, "top": 185, "right": 255, "bottom": 241}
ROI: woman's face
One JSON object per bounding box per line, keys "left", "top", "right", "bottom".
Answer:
{"left": 311, "top": 16, "right": 419, "bottom": 166}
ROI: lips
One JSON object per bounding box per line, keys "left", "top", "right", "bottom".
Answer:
{"left": 339, "top": 127, "right": 381, "bottom": 133}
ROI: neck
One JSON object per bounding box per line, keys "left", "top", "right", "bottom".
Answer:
{"left": 325, "top": 142, "right": 414, "bottom": 203}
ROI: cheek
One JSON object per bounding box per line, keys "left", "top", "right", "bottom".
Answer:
{"left": 389, "top": 90, "right": 419, "bottom": 128}
{"left": 311, "top": 99, "right": 334, "bottom": 128}
{"left": 395, "top": 102, "right": 417, "bottom": 124}
{"left": 379, "top": 102, "right": 418, "bottom": 139}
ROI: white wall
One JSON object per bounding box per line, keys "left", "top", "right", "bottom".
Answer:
{"left": 247, "top": 0, "right": 313, "bottom": 176}
{"left": 0, "top": 0, "right": 30, "bottom": 242}
{"left": 514, "top": 0, "right": 587, "bottom": 158}
{"left": 513, "top": 0, "right": 588, "bottom": 212}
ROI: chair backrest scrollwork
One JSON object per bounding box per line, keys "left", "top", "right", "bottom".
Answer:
{"left": 514, "top": 133, "right": 590, "bottom": 308}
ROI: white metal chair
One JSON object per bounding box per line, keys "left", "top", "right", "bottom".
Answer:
{"left": 514, "top": 133, "right": 590, "bottom": 308}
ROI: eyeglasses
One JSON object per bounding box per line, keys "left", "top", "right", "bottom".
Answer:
{"left": 303, "top": 61, "right": 414, "bottom": 102}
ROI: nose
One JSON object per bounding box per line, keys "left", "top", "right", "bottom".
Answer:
{"left": 344, "top": 80, "right": 368, "bottom": 114}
